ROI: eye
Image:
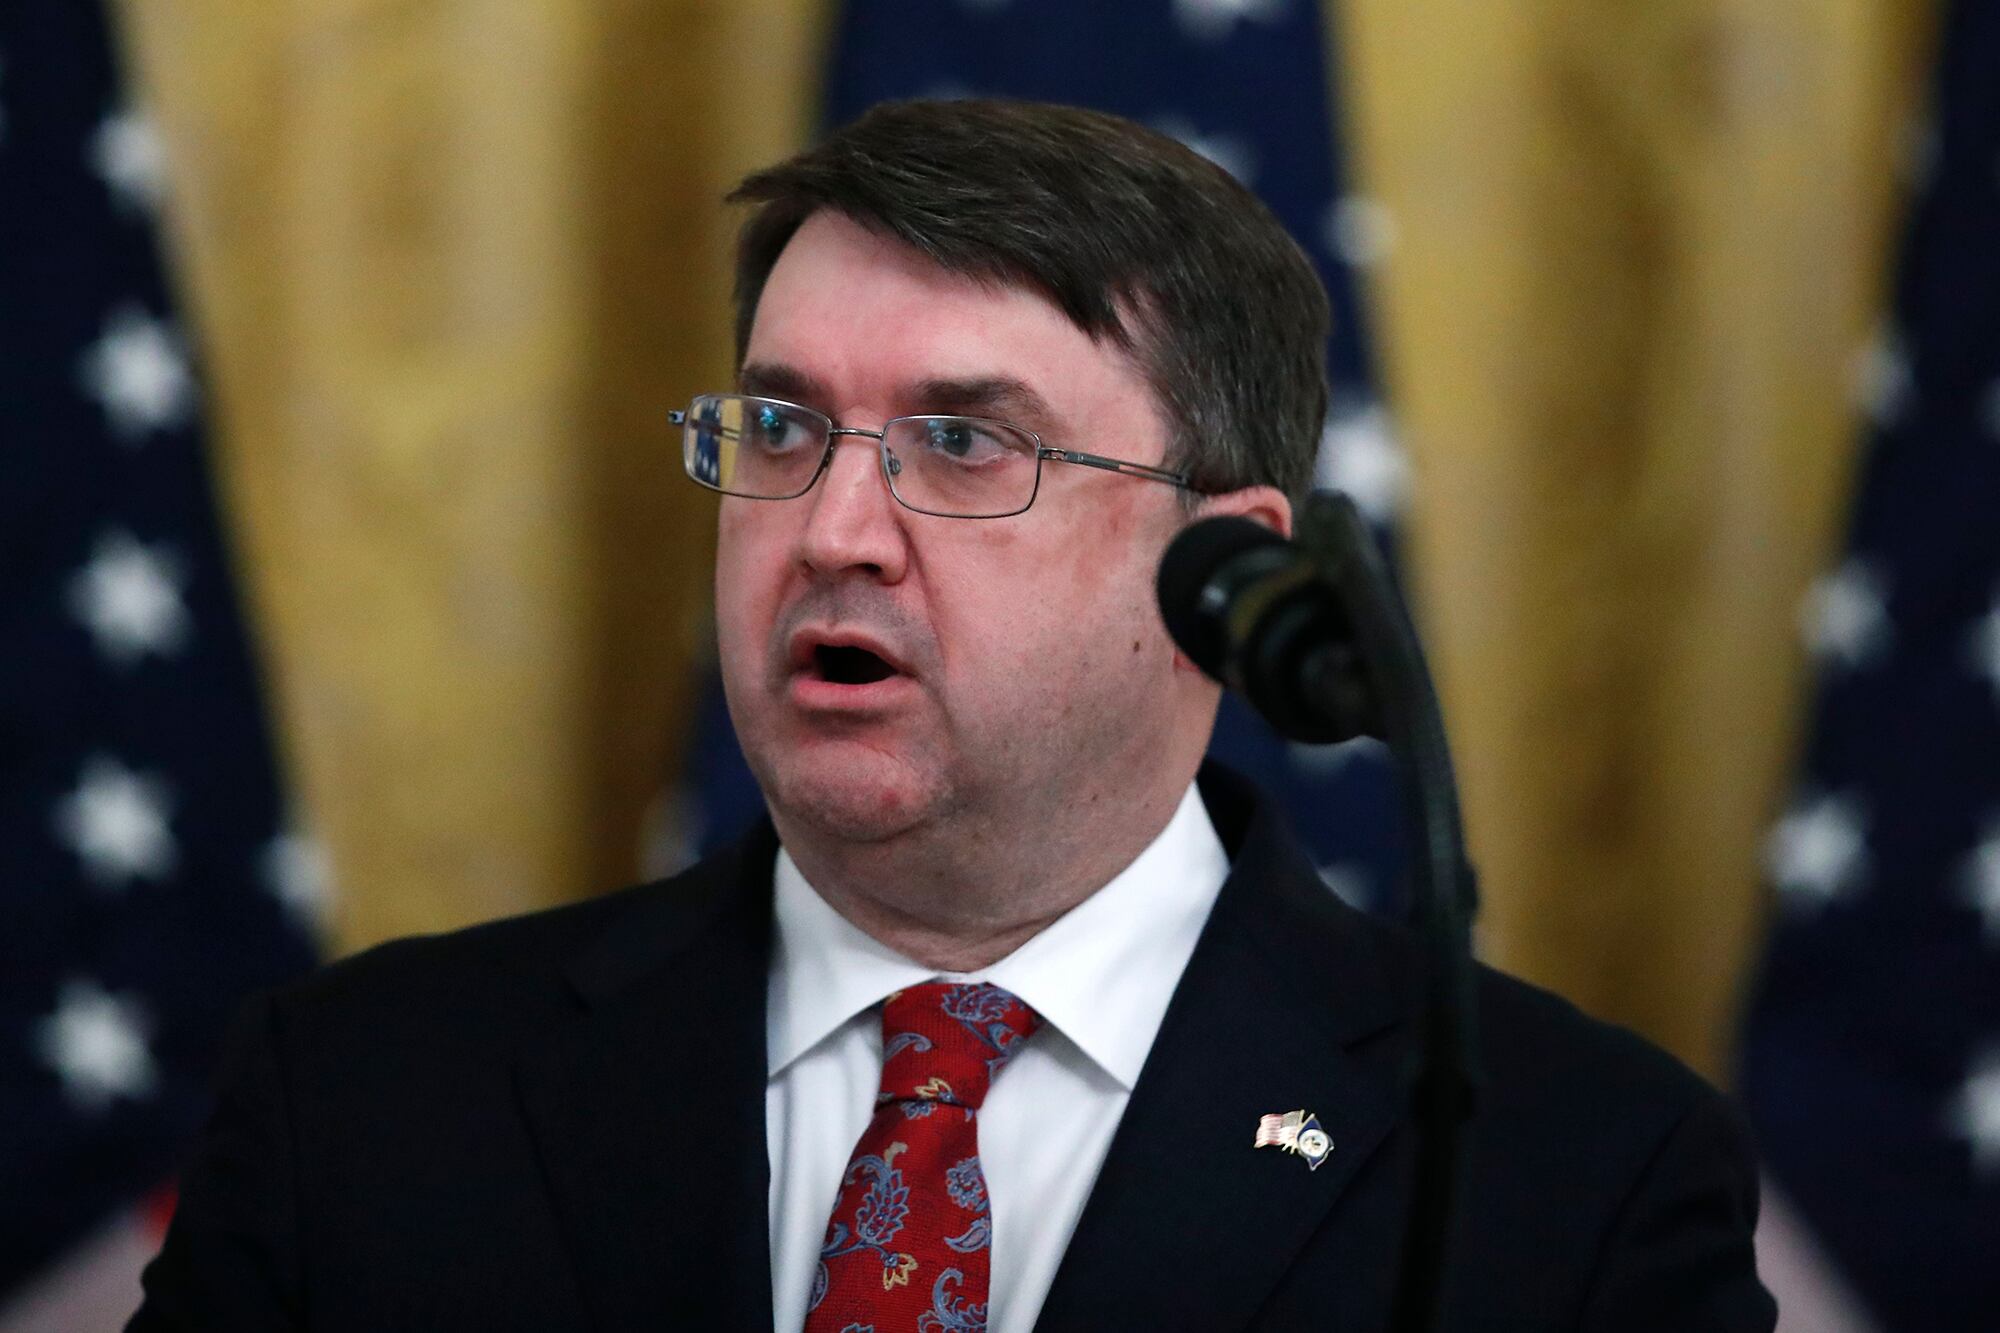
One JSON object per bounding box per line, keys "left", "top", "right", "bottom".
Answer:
{"left": 920, "top": 418, "right": 1008, "bottom": 464}
{"left": 748, "top": 403, "right": 803, "bottom": 452}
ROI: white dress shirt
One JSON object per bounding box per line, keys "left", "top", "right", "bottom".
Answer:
{"left": 765, "top": 782, "right": 1230, "bottom": 1333}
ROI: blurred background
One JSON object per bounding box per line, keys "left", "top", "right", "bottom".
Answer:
{"left": 5, "top": 0, "right": 1994, "bottom": 1327}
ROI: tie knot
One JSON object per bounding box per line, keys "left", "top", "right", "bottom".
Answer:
{"left": 876, "top": 981, "right": 1041, "bottom": 1112}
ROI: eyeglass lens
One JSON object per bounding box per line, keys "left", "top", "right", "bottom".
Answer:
{"left": 682, "top": 394, "right": 1042, "bottom": 518}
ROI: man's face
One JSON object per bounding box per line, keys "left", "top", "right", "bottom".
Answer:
{"left": 715, "top": 210, "right": 1193, "bottom": 846}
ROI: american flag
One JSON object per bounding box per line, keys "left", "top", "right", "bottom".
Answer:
{"left": 671, "top": 0, "right": 1407, "bottom": 913}
{"left": 1739, "top": 0, "right": 2000, "bottom": 1325}
{"left": 1254, "top": 1109, "right": 1306, "bottom": 1150}
{"left": 0, "top": 0, "right": 318, "bottom": 1320}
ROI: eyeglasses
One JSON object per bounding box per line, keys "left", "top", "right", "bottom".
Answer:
{"left": 669, "top": 393, "right": 1194, "bottom": 519}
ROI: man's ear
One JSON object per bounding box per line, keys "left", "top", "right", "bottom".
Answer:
{"left": 1164, "top": 484, "right": 1295, "bottom": 679}
{"left": 1192, "top": 484, "right": 1293, "bottom": 539}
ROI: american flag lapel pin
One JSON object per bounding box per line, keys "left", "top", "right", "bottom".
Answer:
{"left": 1254, "top": 1108, "right": 1334, "bottom": 1171}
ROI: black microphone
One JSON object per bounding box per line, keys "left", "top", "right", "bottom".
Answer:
{"left": 1162, "top": 496, "right": 1481, "bottom": 1333}
{"left": 1156, "top": 515, "right": 1377, "bottom": 744}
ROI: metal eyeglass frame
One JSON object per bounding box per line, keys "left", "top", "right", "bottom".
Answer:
{"left": 669, "top": 392, "right": 1195, "bottom": 519}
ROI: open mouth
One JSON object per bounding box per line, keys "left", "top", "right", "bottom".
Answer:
{"left": 812, "top": 643, "right": 898, "bottom": 686}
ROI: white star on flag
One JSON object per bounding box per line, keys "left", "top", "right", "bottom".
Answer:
{"left": 34, "top": 979, "right": 160, "bottom": 1112}
{"left": 1173, "top": 0, "right": 1288, "bottom": 42}
{"left": 1851, "top": 325, "right": 1913, "bottom": 428}
{"left": 1287, "top": 734, "right": 1386, "bottom": 777}
{"left": 90, "top": 108, "right": 168, "bottom": 211}
{"left": 262, "top": 829, "right": 335, "bottom": 930}
{"left": 67, "top": 530, "right": 191, "bottom": 665}
{"left": 1802, "top": 558, "right": 1892, "bottom": 671}
{"left": 1945, "top": 1047, "right": 2000, "bottom": 1178}
{"left": 78, "top": 304, "right": 197, "bottom": 440}
{"left": 1156, "top": 117, "right": 1257, "bottom": 185}
{"left": 1765, "top": 792, "right": 1869, "bottom": 910}
{"left": 1972, "top": 595, "right": 2000, "bottom": 703}
{"left": 1316, "top": 862, "right": 1372, "bottom": 909}
{"left": 1961, "top": 824, "right": 2000, "bottom": 944}
{"left": 1324, "top": 195, "right": 1396, "bottom": 268}
{"left": 1316, "top": 400, "right": 1407, "bottom": 525}
{"left": 639, "top": 783, "right": 707, "bottom": 882}
{"left": 1894, "top": 115, "right": 1940, "bottom": 189}
{"left": 1848, "top": 324, "right": 1912, "bottom": 428}
{"left": 55, "top": 755, "right": 178, "bottom": 888}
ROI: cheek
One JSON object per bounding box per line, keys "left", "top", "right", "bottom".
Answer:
{"left": 714, "top": 512, "right": 785, "bottom": 672}
{"left": 954, "top": 542, "right": 1159, "bottom": 679}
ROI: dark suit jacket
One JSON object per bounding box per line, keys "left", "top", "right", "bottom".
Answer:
{"left": 132, "top": 767, "right": 1775, "bottom": 1331}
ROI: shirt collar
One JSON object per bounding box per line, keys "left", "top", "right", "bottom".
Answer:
{"left": 766, "top": 853, "right": 939, "bottom": 1078}
{"left": 766, "top": 782, "right": 1229, "bottom": 1090}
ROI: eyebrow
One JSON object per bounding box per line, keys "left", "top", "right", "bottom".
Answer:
{"left": 737, "top": 362, "right": 831, "bottom": 407}
{"left": 735, "top": 364, "right": 1059, "bottom": 435}
{"left": 909, "top": 377, "right": 1056, "bottom": 433}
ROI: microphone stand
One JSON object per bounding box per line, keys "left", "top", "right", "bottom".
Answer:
{"left": 1288, "top": 490, "right": 1481, "bottom": 1333}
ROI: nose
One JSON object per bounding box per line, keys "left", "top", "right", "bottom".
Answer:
{"left": 795, "top": 430, "right": 909, "bottom": 582}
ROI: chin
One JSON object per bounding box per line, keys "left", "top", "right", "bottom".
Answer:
{"left": 761, "top": 749, "right": 943, "bottom": 845}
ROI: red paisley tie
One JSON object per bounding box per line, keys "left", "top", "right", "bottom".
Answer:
{"left": 803, "top": 981, "right": 1043, "bottom": 1333}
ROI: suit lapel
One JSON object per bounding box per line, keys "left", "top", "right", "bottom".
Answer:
{"left": 1035, "top": 771, "right": 1415, "bottom": 1332}
{"left": 514, "top": 829, "right": 780, "bottom": 1332}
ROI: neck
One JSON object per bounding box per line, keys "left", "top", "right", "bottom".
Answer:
{"left": 777, "top": 772, "right": 1195, "bottom": 973}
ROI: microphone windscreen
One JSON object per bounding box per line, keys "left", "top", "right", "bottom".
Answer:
{"left": 1156, "top": 516, "right": 1287, "bottom": 679}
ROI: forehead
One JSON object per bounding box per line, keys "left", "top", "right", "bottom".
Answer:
{"left": 742, "top": 212, "right": 1162, "bottom": 443}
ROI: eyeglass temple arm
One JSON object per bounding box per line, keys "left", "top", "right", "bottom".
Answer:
{"left": 669, "top": 409, "right": 746, "bottom": 441}
{"left": 1041, "top": 447, "right": 1193, "bottom": 490}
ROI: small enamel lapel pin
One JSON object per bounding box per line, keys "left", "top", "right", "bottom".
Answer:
{"left": 1254, "top": 1108, "right": 1333, "bottom": 1171}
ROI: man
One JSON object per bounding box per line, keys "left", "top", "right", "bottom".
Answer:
{"left": 133, "top": 100, "right": 1775, "bottom": 1331}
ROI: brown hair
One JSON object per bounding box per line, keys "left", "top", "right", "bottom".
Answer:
{"left": 728, "top": 98, "right": 1329, "bottom": 503}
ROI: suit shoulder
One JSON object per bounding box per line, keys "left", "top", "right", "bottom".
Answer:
{"left": 270, "top": 841, "right": 760, "bottom": 1039}
{"left": 1295, "top": 889, "right": 1716, "bottom": 1120}
{"left": 1465, "top": 961, "right": 1738, "bottom": 1178}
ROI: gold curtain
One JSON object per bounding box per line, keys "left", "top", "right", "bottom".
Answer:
{"left": 1337, "top": 0, "right": 1936, "bottom": 1077}
{"left": 117, "top": 0, "right": 831, "bottom": 953}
